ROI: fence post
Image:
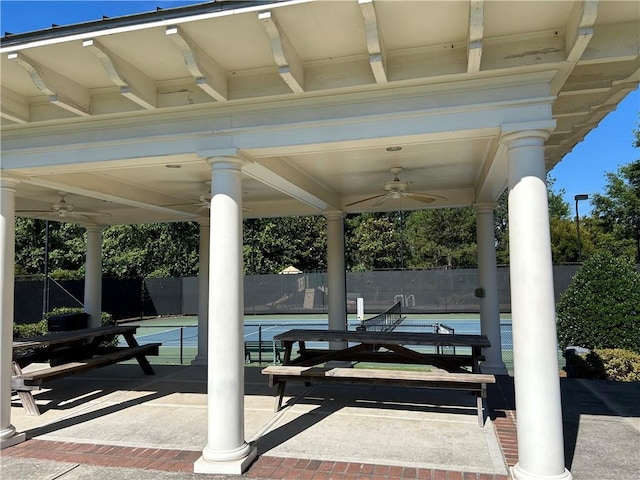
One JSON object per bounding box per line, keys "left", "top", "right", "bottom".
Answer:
{"left": 258, "top": 326, "right": 262, "bottom": 364}
{"left": 180, "top": 327, "right": 184, "bottom": 364}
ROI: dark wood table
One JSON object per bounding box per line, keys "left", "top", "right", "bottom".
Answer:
{"left": 274, "top": 329, "right": 490, "bottom": 373}
{"left": 13, "top": 325, "right": 155, "bottom": 373}
{"left": 12, "top": 325, "right": 161, "bottom": 415}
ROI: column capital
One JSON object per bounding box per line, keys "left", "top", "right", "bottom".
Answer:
{"left": 205, "top": 156, "right": 245, "bottom": 170}
{"left": 323, "top": 210, "right": 345, "bottom": 221}
{"left": 85, "top": 225, "right": 104, "bottom": 233}
{"left": 474, "top": 203, "right": 496, "bottom": 214}
{"left": 500, "top": 129, "right": 551, "bottom": 149}
{"left": 0, "top": 173, "right": 21, "bottom": 190}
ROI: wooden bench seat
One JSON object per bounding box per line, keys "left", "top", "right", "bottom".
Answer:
{"left": 262, "top": 365, "right": 495, "bottom": 426}
{"left": 245, "top": 340, "right": 282, "bottom": 364}
{"left": 12, "top": 343, "right": 161, "bottom": 415}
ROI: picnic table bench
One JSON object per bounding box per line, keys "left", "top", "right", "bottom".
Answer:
{"left": 244, "top": 340, "right": 283, "bottom": 364}
{"left": 262, "top": 329, "right": 495, "bottom": 426}
{"left": 12, "top": 325, "right": 160, "bottom": 415}
{"left": 262, "top": 365, "right": 495, "bottom": 426}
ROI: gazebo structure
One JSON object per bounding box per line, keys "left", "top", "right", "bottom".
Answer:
{"left": 1, "top": 1, "right": 638, "bottom": 478}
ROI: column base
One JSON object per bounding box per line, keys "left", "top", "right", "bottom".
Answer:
{"left": 194, "top": 445, "right": 257, "bottom": 475}
{"left": 511, "top": 463, "right": 572, "bottom": 480}
{"left": 480, "top": 361, "right": 509, "bottom": 375}
{"left": 0, "top": 431, "right": 26, "bottom": 450}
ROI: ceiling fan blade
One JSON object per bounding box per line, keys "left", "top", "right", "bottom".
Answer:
{"left": 345, "top": 193, "right": 387, "bottom": 207}
{"left": 73, "top": 210, "right": 111, "bottom": 217}
{"left": 16, "top": 210, "right": 55, "bottom": 215}
{"left": 371, "top": 194, "right": 393, "bottom": 207}
{"left": 406, "top": 192, "right": 447, "bottom": 204}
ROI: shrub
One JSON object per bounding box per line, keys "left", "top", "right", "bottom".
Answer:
{"left": 567, "top": 348, "right": 640, "bottom": 382}
{"left": 13, "top": 319, "right": 48, "bottom": 338}
{"left": 14, "top": 307, "right": 116, "bottom": 346}
{"left": 556, "top": 251, "right": 640, "bottom": 353}
{"left": 45, "top": 306, "right": 115, "bottom": 328}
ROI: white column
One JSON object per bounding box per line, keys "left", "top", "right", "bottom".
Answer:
{"left": 325, "top": 211, "right": 347, "bottom": 332}
{"left": 504, "top": 130, "right": 571, "bottom": 480}
{"left": 84, "top": 226, "right": 103, "bottom": 328}
{"left": 475, "top": 204, "right": 507, "bottom": 375}
{"left": 0, "top": 176, "right": 26, "bottom": 449}
{"left": 192, "top": 219, "right": 209, "bottom": 366}
{"left": 194, "top": 157, "right": 256, "bottom": 475}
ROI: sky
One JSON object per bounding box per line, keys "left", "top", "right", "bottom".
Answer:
{"left": 1, "top": 1, "right": 638, "bottom": 216}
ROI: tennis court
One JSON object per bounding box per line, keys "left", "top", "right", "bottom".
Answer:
{"left": 120, "top": 313, "right": 515, "bottom": 367}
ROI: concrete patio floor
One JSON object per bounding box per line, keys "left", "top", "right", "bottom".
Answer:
{"left": 2, "top": 364, "right": 638, "bottom": 479}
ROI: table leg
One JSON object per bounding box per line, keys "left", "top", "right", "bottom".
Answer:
{"left": 12, "top": 362, "right": 41, "bottom": 416}
{"left": 275, "top": 380, "right": 286, "bottom": 412}
{"left": 123, "top": 332, "right": 155, "bottom": 375}
{"left": 282, "top": 341, "right": 294, "bottom": 365}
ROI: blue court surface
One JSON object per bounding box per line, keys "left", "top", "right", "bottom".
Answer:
{"left": 123, "top": 315, "right": 513, "bottom": 352}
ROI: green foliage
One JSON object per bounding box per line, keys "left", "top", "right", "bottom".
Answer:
{"left": 404, "top": 208, "right": 477, "bottom": 269}
{"left": 591, "top": 160, "right": 640, "bottom": 262}
{"left": 547, "top": 176, "right": 571, "bottom": 219}
{"left": 13, "top": 319, "right": 48, "bottom": 338}
{"left": 556, "top": 251, "right": 640, "bottom": 353}
{"left": 102, "top": 223, "right": 200, "bottom": 278}
{"left": 346, "top": 213, "right": 403, "bottom": 271}
{"left": 567, "top": 348, "right": 640, "bottom": 382}
{"left": 244, "top": 216, "right": 327, "bottom": 274}
{"left": 49, "top": 269, "right": 83, "bottom": 280}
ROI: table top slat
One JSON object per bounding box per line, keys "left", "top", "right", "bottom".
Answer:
{"left": 13, "top": 325, "right": 137, "bottom": 350}
{"left": 274, "top": 329, "right": 490, "bottom": 347}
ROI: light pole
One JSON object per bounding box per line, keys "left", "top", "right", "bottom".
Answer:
{"left": 575, "top": 194, "right": 588, "bottom": 262}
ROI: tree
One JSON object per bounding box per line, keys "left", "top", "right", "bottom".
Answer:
{"left": 404, "top": 207, "right": 477, "bottom": 269}
{"left": 346, "top": 213, "right": 403, "bottom": 271}
{"left": 591, "top": 160, "right": 640, "bottom": 262}
{"left": 556, "top": 251, "right": 640, "bottom": 353}
{"left": 243, "top": 216, "right": 326, "bottom": 274}
{"left": 102, "top": 223, "right": 199, "bottom": 278}
{"left": 14, "top": 218, "right": 86, "bottom": 278}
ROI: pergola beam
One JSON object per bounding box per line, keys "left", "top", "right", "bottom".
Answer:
{"left": 166, "top": 25, "right": 228, "bottom": 102}
{"left": 242, "top": 158, "right": 339, "bottom": 212}
{"left": 467, "top": 0, "right": 484, "bottom": 73}
{"left": 550, "top": 0, "right": 598, "bottom": 94}
{"left": 258, "top": 10, "right": 304, "bottom": 94}
{"left": 7, "top": 52, "right": 90, "bottom": 117}
{"left": 359, "top": 0, "right": 387, "bottom": 83}
{"left": 0, "top": 87, "right": 28, "bottom": 124}
{"left": 83, "top": 38, "right": 156, "bottom": 110}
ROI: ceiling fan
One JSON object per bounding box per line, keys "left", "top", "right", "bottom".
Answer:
{"left": 163, "top": 194, "right": 211, "bottom": 212}
{"left": 346, "top": 167, "right": 447, "bottom": 207}
{"left": 162, "top": 184, "right": 252, "bottom": 214}
{"left": 17, "top": 192, "right": 111, "bottom": 221}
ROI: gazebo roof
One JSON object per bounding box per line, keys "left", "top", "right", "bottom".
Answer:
{"left": 1, "top": 0, "right": 638, "bottom": 225}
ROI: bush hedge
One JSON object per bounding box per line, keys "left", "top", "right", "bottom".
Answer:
{"left": 13, "top": 307, "right": 116, "bottom": 338}
{"left": 566, "top": 348, "right": 640, "bottom": 382}
{"left": 556, "top": 251, "right": 640, "bottom": 353}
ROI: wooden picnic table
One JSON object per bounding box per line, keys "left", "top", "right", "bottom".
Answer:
{"left": 264, "top": 329, "right": 494, "bottom": 425}
{"left": 12, "top": 325, "right": 160, "bottom": 415}
{"left": 274, "top": 329, "right": 490, "bottom": 373}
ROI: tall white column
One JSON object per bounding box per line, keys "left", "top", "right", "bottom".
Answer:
{"left": 192, "top": 219, "right": 209, "bottom": 366}
{"left": 0, "top": 176, "right": 25, "bottom": 449}
{"left": 325, "top": 211, "right": 347, "bottom": 332}
{"left": 475, "top": 204, "right": 507, "bottom": 375}
{"left": 194, "top": 157, "right": 256, "bottom": 474}
{"left": 84, "top": 226, "right": 103, "bottom": 328}
{"left": 504, "top": 130, "right": 571, "bottom": 480}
